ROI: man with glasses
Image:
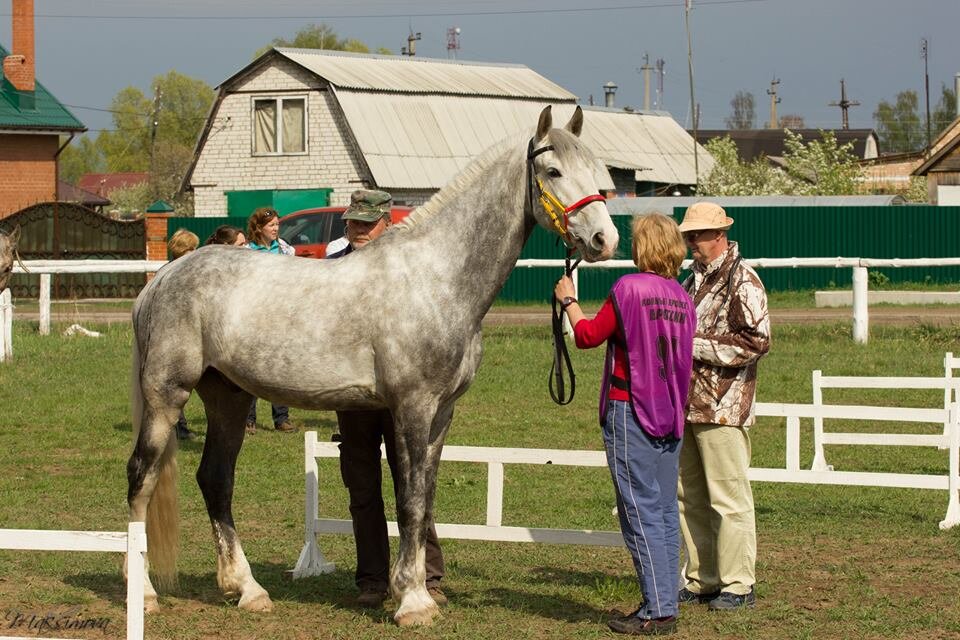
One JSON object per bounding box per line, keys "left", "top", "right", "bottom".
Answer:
{"left": 327, "top": 190, "right": 447, "bottom": 609}
{"left": 675, "top": 202, "right": 770, "bottom": 611}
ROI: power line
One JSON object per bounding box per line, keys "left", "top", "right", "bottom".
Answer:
{"left": 0, "top": 0, "right": 765, "bottom": 21}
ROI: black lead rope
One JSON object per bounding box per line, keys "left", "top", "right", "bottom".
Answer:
{"left": 549, "top": 251, "right": 582, "bottom": 405}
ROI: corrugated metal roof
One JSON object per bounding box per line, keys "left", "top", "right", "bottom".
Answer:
{"left": 276, "top": 48, "right": 576, "bottom": 100}
{"left": 0, "top": 44, "right": 85, "bottom": 131}
{"left": 606, "top": 195, "right": 906, "bottom": 216}
{"left": 335, "top": 93, "right": 704, "bottom": 190}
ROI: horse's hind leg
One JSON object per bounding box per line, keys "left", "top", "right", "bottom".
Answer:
{"left": 390, "top": 399, "right": 454, "bottom": 626}
{"left": 194, "top": 369, "right": 272, "bottom": 612}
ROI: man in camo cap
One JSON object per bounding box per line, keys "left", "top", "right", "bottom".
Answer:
{"left": 326, "top": 189, "right": 393, "bottom": 258}
{"left": 326, "top": 189, "right": 448, "bottom": 608}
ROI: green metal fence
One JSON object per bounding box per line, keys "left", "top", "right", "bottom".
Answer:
{"left": 168, "top": 217, "right": 249, "bottom": 255}
{"left": 497, "top": 205, "right": 960, "bottom": 301}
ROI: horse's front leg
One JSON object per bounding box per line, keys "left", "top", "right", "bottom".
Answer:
{"left": 195, "top": 372, "right": 272, "bottom": 612}
{"left": 389, "top": 400, "right": 453, "bottom": 626}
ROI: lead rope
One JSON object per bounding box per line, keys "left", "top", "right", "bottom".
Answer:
{"left": 549, "top": 250, "right": 582, "bottom": 405}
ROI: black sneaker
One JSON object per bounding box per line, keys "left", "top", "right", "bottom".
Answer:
{"left": 678, "top": 587, "right": 719, "bottom": 604}
{"left": 608, "top": 614, "right": 677, "bottom": 636}
{"left": 707, "top": 588, "right": 756, "bottom": 611}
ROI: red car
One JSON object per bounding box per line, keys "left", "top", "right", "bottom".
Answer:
{"left": 279, "top": 205, "right": 413, "bottom": 258}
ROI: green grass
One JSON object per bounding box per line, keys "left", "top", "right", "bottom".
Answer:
{"left": 1, "top": 321, "right": 960, "bottom": 639}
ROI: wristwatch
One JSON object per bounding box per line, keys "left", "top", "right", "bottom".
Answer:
{"left": 560, "top": 296, "right": 578, "bottom": 310}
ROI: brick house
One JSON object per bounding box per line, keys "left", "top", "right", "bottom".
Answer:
{"left": 181, "top": 48, "right": 709, "bottom": 217}
{"left": 0, "top": 0, "right": 85, "bottom": 218}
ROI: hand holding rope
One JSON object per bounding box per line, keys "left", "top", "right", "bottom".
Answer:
{"left": 549, "top": 251, "right": 582, "bottom": 405}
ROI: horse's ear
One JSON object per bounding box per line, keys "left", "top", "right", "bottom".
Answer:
{"left": 9, "top": 225, "right": 20, "bottom": 245}
{"left": 536, "top": 105, "right": 553, "bottom": 140}
{"left": 565, "top": 106, "right": 584, "bottom": 137}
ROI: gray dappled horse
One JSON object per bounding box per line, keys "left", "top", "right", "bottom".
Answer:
{"left": 0, "top": 226, "right": 20, "bottom": 291}
{"left": 126, "top": 106, "right": 619, "bottom": 626}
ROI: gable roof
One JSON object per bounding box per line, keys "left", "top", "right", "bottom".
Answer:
{"left": 694, "top": 128, "right": 878, "bottom": 161}
{"left": 271, "top": 48, "right": 576, "bottom": 100}
{"left": 58, "top": 180, "right": 110, "bottom": 206}
{"left": 0, "top": 44, "right": 85, "bottom": 132}
{"left": 913, "top": 115, "right": 960, "bottom": 176}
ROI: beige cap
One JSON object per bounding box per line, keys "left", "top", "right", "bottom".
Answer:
{"left": 677, "top": 202, "right": 734, "bottom": 232}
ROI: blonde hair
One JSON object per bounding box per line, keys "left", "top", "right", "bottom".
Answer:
{"left": 167, "top": 228, "right": 199, "bottom": 260}
{"left": 631, "top": 213, "right": 686, "bottom": 278}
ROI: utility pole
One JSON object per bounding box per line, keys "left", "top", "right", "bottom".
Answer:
{"left": 921, "top": 38, "right": 931, "bottom": 150}
{"left": 685, "top": 0, "right": 698, "bottom": 192}
{"left": 767, "top": 77, "right": 781, "bottom": 129}
{"left": 150, "top": 84, "right": 162, "bottom": 171}
{"left": 828, "top": 78, "right": 860, "bottom": 130}
{"left": 401, "top": 30, "right": 421, "bottom": 56}
{"left": 640, "top": 53, "right": 652, "bottom": 111}
{"left": 655, "top": 58, "right": 665, "bottom": 110}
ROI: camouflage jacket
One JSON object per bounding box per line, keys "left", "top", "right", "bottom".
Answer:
{"left": 682, "top": 241, "right": 770, "bottom": 427}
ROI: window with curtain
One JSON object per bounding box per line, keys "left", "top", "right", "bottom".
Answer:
{"left": 253, "top": 96, "right": 307, "bottom": 155}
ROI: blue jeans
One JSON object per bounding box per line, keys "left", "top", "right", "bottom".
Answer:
{"left": 602, "top": 400, "right": 682, "bottom": 619}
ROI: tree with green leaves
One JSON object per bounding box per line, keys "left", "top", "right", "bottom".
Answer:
{"left": 873, "top": 90, "right": 924, "bottom": 154}
{"left": 58, "top": 70, "right": 213, "bottom": 214}
{"left": 725, "top": 90, "right": 756, "bottom": 130}
{"left": 700, "top": 131, "right": 863, "bottom": 196}
{"left": 932, "top": 83, "right": 957, "bottom": 137}
{"left": 254, "top": 23, "right": 392, "bottom": 58}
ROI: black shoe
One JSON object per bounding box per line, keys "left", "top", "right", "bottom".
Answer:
{"left": 608, "top": 614, "right": 677, "bottom": 636}
{"left": 678, "top": 587, "right": 719, "bottom": 604}
{"left": 176, "top": 428, "right": 194, "bottom": 441}
{"left": 708, "top": 588, "right": 756, "bottom": 611}
{"left": 356, "top": 587, "right": 388, "bottom": 608}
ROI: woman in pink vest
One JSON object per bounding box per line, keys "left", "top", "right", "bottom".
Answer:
{"left": 554, "top": 213, "right": 695, "bottom": 637}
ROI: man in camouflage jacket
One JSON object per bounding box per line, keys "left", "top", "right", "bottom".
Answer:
{"left": 675, "top": 202, "right": 770, "bottom": 611}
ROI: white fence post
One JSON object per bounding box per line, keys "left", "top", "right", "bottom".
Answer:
{"left": 125, "top": 521, "right": 147, "bottom": 640}
{"left": 291, "top": 430, "right": 335, "bottom": 578}
{"left": 940, "top": 403, "right": 960, "bottom": 530}
{"left": 486, "top": 462, "right": 504, "bottom": 527}
{"left": 39, "top": 273, "right": 51, "bottom": 336}
{"left": 0, "top": 288, "right": 11, "bottom": 362}
{"left": 810, "top": 370, "right": 831, "bottom": 471}
{"left": 852, "top": 265, "right": 869, "bottom": 344}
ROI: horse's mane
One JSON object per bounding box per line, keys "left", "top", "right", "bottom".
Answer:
{"left": 391, "top": 124, "right": 593, "bottom": 234}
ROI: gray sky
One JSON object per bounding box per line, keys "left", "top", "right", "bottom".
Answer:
{"left": 2, "top": 0, "right": 958, "bottom": 142}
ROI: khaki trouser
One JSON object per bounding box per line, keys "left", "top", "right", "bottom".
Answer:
{"left": 677, "top": 423, "right": 756, "bottom": 596}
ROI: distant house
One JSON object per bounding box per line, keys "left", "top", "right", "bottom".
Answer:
{"left": 0, "top": 0, "right": 85, "bottom": 218}
{"left": 57, "top": 180, "right": 110, "bottom": 209}
{"left": 912, "top": 116, "right": 960, "bottom": 205}
{"left": 181, "top": 48, "right": 711, "bottom": 217}
{"left": 693, "top": 128, "right": 879, "bottom": 164}
{"left": 77, "top": 172, "right": 150, "bottom": 200}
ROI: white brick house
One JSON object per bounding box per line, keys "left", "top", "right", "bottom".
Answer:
{"left": 182, "top": 49, "right": 710, "bottom": 217}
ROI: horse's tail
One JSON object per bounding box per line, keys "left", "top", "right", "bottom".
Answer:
{"left": 130, "top": 331, "right": 180, "bottom": 591}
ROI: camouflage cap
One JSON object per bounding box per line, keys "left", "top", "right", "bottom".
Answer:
{"left": 342, "top": 189, "right": 392, "bottom": 222}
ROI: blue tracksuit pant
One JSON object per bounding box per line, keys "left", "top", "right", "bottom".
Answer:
{"left": 602, "top": 400, "right": 681, "bottom": 619}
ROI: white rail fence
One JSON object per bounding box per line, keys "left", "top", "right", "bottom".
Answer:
{"left": 292, "top": 400, "right": 960, "bottom": 577}
{"left": 0, "top": 521, "right": 147, "bottom": 640}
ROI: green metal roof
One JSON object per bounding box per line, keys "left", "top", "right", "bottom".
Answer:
{"left": 0, "top": 43, "right": 84, "bottom": 131}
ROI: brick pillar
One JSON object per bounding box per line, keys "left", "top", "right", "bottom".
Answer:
{"left": 144, "top": 212, "right": 171, "bottom": 282}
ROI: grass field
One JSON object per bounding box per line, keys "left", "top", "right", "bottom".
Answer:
{"left": 1, "top": 320, "right": 960, "bottom": 639}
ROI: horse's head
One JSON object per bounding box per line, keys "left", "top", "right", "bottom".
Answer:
{"left": 527, "top": 106, "right": 619, "bottom": 262}
{"left": 0, "top": 225, "right": 20, "bottom": 291}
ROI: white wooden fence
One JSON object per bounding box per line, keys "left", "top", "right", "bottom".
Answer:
{"left": 2, "top": 256, "right": 959, "bottom": 347}
{"left": 0, "top": 521, "right": 147, "bottom": 640}
{"left": 292, "top": 400, "right": 960, "bottom": 577}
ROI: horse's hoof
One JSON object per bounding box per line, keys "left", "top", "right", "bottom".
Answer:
{"left": 394, "top": 605, "right": 440, "bottom": 627}
{"left": 144, "top": 596, "right": 160, "bottom": 614}
{"left": 238, "top": 592, "right": 273, "bottom": 612}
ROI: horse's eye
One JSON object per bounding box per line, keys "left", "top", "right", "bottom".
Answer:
{"left": 546, "top": 167, "right": 562, "bottom": 178}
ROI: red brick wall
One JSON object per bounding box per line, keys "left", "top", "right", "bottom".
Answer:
{"left": 0, "top": 133, "right": 57, "bottom": 217}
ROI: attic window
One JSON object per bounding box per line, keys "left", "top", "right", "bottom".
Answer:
{"left": 252, "top": 96, "right": 306, "bottom": 155}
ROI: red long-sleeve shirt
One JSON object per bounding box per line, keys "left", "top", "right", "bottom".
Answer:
{"left": 572, "top": 297, "right": 629, "bottom": 401}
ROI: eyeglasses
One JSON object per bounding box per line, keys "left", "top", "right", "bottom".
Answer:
{"left": 683, "top": 229, "right": 712, "bottom": 242}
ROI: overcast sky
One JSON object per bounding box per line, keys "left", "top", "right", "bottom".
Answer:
{"left": 2, "top": 0, "right": 958, "bottom": 139}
